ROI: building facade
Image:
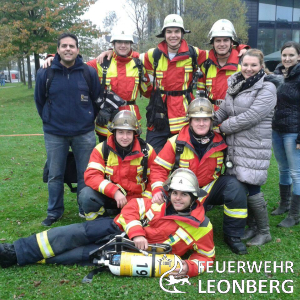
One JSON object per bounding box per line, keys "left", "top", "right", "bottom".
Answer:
{"left": 244, "top": 0, "right": 300, "bottom": 55}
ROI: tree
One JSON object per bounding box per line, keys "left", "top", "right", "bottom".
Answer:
{"left": 182, "top": 0, "right": 249, "bottom": 49}
{"left": 0, "top": 0, "right": 100, "bottom": 88}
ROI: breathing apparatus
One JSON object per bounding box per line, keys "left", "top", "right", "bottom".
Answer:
{"left": 83, "top": 234, "right": 177, "bottom": 283}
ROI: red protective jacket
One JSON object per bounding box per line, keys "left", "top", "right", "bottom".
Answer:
{"left": 197, "top": 45, "right": 248, "bottom": 110}
{"left": 143, "top": 40, "right": 208, "bottom": 134}
{"left": 84, "top": 135, "right": 156, "bottom": 200}
{"left": 87, "top": 50, "right": 152, "bottom": 137}
{"left": 150, "top": 125, "right": 227, "bottom": 197}
{"left": 114, "top": 197, "right": 215, "bottom": 277}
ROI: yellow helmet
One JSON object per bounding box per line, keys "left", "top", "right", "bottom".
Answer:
{"left": 108, "top": 110, "right": 141, "bottom": 135}
{"left": 163, "top": 168, "right": 207, "bottom": 197}
{"left": 186, "top": 97, "right": 214, "bottom": 120}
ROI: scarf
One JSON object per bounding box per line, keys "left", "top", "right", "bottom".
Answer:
{"left": 227, "top": 69, "right": 265, "bottom": 96}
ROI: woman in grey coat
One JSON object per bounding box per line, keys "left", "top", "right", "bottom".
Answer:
{"left": 214, "top": 49, "right": 277, "bottom": 247}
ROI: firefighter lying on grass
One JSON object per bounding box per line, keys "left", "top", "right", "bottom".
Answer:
{"left": 0, "top": 168, "right": 215, "bottom": 278}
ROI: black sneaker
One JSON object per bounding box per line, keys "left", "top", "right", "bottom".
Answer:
{"left": 41, "top": 216, "right": 61, "bottom": 226}
{"left": 0, "top": 243, "right": 17, "bottom": 268}
{"left": 224, "top": 235, "right": 248, "bottom": 255}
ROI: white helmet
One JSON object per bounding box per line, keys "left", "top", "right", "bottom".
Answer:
{"left": 156, "top": 14, "right": 190, "bottom": 38}
{"left": 208, "top": 19, "right": 238, "bottom": 45}
{"left": 163, "top": 168, "right": 207, "bottom": 197}
{"left": 110, "top": 30, "right": 134, "bottom": 43}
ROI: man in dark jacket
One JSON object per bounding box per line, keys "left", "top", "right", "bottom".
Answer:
{"left": 35, "top": 33, "right": 102, "bottom": 226}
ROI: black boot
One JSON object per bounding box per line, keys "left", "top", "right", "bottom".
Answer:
{"left": 277, "top": 194, "right": 300, "bottom": 228}
{"left": 224, "top": 235, "right": 248, "bottom": 255}
{"left": 246, "top": 193, "right": 272, "bottom": 247}
{"left": 241, "top": 205, "right": 257, "bottom": 240}
{"left": 0, "top": 243, "right": 17, "bottom": 268}
{"left": 271, "top": 184, "right": 291, "bottom": 215}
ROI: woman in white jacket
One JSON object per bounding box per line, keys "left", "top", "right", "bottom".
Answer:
{"left": 214, "top": 49, "right": 277, "bottom": 247}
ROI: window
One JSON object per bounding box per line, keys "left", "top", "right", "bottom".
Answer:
{"left": 294, "top": 0, "right": 300, "bottom": 22}
{"left": 276, "top": 0, "right": 293, "bottom": 23}
{"left": 276, "top": 29, "right": 292, "bottom": 50}
{"left": 259, "top": 0, "right": 276, "bottom": 22}
{"left": 293, "top": 30, "right": 300, "bottom": 43}
{"left": 258, "top": 28, "right": 275, "bottom": 55}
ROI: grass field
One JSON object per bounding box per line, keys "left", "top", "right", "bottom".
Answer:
{"left": 0, "top": 83, "right": 299, "bottom": 299}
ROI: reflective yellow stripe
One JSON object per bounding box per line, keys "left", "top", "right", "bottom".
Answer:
{"left": 36, "top": 231, "right": 55, "bottom": 259}
{"left": 224, "top": 205, "right": 247, "bottom": 218}
{"left": 184, "top": 66, "right": 193, "bottom": 72}
{"left": 105, "top": 167, "right": 114, "bottom": 176}
{"left": 163, "top": 233, "right": 181, "bottom": 246}
{"left": 217, "top": 157, "right": 223, "bottom": 164}
{"left": 141, "top": 190, "right": 152, "bottom": 199}
{"left": 151, "top": 181, "right": 164, "bottom": 190}
{"left": 169, "top": 116, "right": 187, "bottom": 124}
{"left": 137, "top": 198, "right": 146, "bottom": 219}
{"left": 179, "top": 160, "right": 189, "bottom": 168}
{"left": 194, "top": 245, "right": 215, "bottom": 258}
{"left": 170, "top": 122, "right": 188, "bottom": 132}
{"left": 116, "top": 184, "right": 127, "bottom": 196}
{"left": 146, "top": 209, "right": 154, "bottom": 221}
{"left": 85, "top": 207, "right": 105, "bottom": 221}
{"left": 154, "top": 156, "right": 173, "bottom": 170}
{"left": 117, "top": 215, "right": 126, "bottom": 230}
{"left": 151, "top": 203, "right": 162, "bottom": 212}
{"left": 87, "top": 162, "right": 105, "bottom": 172}
{"left": 175, "top": 227, "right": 193, "bottom": 245}
{"left": 197, "top": 82, "right": 205, "bottom": 89}
{"left": 131, "top": 79, "right": 139, "bottom": 100}
{"left": 126, "top": 220, "right": 142, "bottom": 233}
{"left": 99, "top": 179, "right": 110, "bottom": 193}
{"left": 95, "top": 124, "right": 109, "bottom": 135}
{"left": 198, "top": 180, "right": 216, "bottom": 203}
{"left": 37, "top": 259, "right": 46, "bottom": 264}
{"left": 206, "top": 79, "right": 212, "bottom": 85}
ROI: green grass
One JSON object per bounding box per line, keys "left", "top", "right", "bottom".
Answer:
{"left": 0, "top": 83, "right": 299, "bottom": 299}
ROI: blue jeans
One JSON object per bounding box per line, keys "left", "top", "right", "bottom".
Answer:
{"left": 44, "top": 131, "right": 96, "bottom": 218}
{"left": 272, "top": 130, "right": 300, "bottom": 195}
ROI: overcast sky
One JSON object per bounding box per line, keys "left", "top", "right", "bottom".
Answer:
{"left": 83, "top": 0, "right": 136, "bottom": 32}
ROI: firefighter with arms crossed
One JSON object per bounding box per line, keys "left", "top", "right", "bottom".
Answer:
{"left": 0, "top": 169, "right": 215, "bottom": 278}
{"left": 150, "top": 97, "right": 248, "bottom": 255}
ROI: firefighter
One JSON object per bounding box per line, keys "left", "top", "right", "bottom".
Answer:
{"left": 0, "top": 169, "right": 215, "bottom": 278}
{"left": 197, "top": 19, "right": 248, "bottom": 111}
{"left": 150, "top": 97, "right": 248, "bottom": 255}
{"left": 78, "top": 110, "right": 156, "bottom": 220}
{"left": 43, "top": 30, "right": 152, "bottom": 143}
{"left": 96, "top": 15, "right": 248, "bottom": 153}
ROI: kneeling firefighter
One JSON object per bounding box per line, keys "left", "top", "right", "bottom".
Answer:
{"left": 0, "top": 168, "right": 215, "bottom": 279}
{"left": 150, "top": 96, "right": 248, "bottom": 255}
{"left": 78, "top": 110, "right": 156, "bottom": 220}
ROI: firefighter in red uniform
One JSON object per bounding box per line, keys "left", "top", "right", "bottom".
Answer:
{"left": 89, "top": 30, "right": 152, "bottom": 142}
{"left": 197, "top": 19, "right": 248, "bottom": 111}
{"left": 78, "top": 110, "right": 156, "bottom": 220}
{"left": 150, "top": 97, "right": 248, "bottom": 255}
{"left": 0, "top": 169, "right": 215, "bottom": 278}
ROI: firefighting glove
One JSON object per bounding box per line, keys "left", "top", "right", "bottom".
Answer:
{"left": 96, "top": 109, "right": 111, "bottom": 126}
{"left": 97, "top": 92, "right": 126, "bottom": 126}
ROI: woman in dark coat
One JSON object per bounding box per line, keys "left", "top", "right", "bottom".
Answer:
{"left": 271, "top": 41, "right": 300, "bottom": 228}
